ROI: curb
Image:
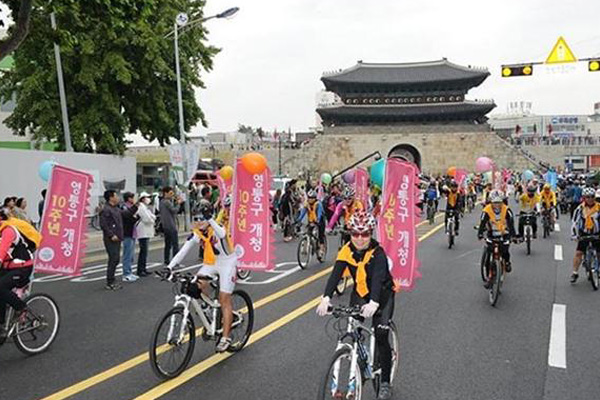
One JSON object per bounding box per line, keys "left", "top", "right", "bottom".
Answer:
{"left": 83, "top": 233, "right": 189, "bottom": 264}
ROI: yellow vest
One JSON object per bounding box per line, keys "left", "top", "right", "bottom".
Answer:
{"left": 541, "top": 191, "right": 556, "bottom": 208}
{"left": 483, "top": 204, "right": 508, "bottom": 235}
{"left": 336, "top": 243, "right": 376, "bottom": 298}
{"left": 520, "top": 194, "right": 539, "bottom": 212}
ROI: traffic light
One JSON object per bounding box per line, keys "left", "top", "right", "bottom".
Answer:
{"left": 589, "top": 59, "right": 600, "bottom": 72}
{"left": 501, "top": 64, "right": 533, "bottom": 77}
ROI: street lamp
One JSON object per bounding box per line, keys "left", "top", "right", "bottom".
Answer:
{"left": 167, "top": 6, "right": 239, "bottom": 230}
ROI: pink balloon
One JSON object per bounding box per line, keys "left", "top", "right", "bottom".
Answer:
{"left": 475, "top": 157, "right": 494, "bottom": 173}
{"left": 343, "top": 169, "right": 356, "bottom": 184}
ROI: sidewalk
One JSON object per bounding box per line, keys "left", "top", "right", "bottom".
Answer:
{"left": 83, "top": 216, "right": 189, "bottom": 263}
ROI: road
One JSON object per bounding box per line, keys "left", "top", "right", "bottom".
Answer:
{"left": 1, "top": 204, "right": 598, "bottom": 400}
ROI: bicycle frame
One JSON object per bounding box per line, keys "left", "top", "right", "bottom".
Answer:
{"left": 2, "top": 282, "right": 33, "bottom": 339}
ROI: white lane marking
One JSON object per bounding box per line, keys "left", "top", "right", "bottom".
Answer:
{"left": 554, "top": 223, "right": 560, "bottom": 232}
{"left": 548, "top": 304, "right": 567, "bottom": 369}
{"left": 238, "top": 262, "right": 303, "bottom": 285}
{"left": 554, "top": 245, "right": 563, "bottom": 261}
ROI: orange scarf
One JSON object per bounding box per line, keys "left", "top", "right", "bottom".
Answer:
{"left": 336, "top": 243, "right": 376, "bottom": 298}
{"left": 193, "top": 228, "right": 216, "bottom": 266}
{"left": 583, "top": 204, "right": 600, "bottom": 232}
{"left": 307, "top": 202, "right": 318, "bottom": 223}
{"left": 448, "top": 192, "right": 458, "bottom": 207}
{"left": 483, "top": 204, "right": 508, "bottom": 234}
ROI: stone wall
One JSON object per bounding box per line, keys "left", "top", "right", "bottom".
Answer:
{"left": 282, "top": 124, "right": 541, "bottom": 176}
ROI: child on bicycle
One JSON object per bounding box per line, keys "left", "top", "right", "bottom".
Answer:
{"left": 295, "top": 189, "right": 326, "bottom": 252}
{"left": 163, "top": 199, "right": 236, "bottom": 353}
{"left": 316, "top": 210, "right": 395, "bottom": 400}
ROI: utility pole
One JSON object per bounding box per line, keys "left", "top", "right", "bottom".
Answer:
{"left": 50, "top": 12, "right": 73, "bottom": 152}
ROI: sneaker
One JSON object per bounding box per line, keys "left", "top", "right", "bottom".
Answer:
{"left": 505, "top": 262, "right": 512, "bottom": 273}
{"left": 123, "top": 274, "right": 138, "bottom": 282}
{"left": 570, "top": 272, "right": 579, "bottom": 284}
{"left": 483, "top": 279, "right": 492, "bottom": 289}
{"left": 533, "top": 233, "right": 537, "bottom": 239}
{"left": 105, "top": 283, "right": 123, "bottom": 291}
{"left": 215, "top": 337, "right": 232, "bottom": 353}
{"left": 378, "top": 382, "right": 393, "bottom": 400}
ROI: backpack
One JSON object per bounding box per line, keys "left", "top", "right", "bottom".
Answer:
{"left": 0, "top": 218, "right": 43, "bottom": 261}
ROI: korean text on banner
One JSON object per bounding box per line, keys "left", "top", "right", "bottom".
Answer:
{"left": 35, "top": 165, "right": 93, "bottom": 276}
{"left": 231, "top": 159, "right": 274, "bottom": 271}
{"left": 355, "top": 168, "right": 369, "bottom": 209}
{"left": 377, "top": 158, "right": 421, "bottom": 292}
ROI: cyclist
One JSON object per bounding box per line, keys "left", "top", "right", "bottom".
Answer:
{"left": 518, "top": 185, "right": 540, "bottom": 239}
{"left": 467, "top": 181, "right": 477, "bottom": 208}
{"left": 540, "top": 183, "right": 557, "bottom": 230}
{"left": 295, "top": 189, "right": 326, "bottom": 251}
{"left": 482, "top": 182, "right": 493, "bottom": 205}
{"left": 477, "top": 190, "right": 517, "bottom": 281}
{"left": 441, "top": 181, "right": 463, "bottom": 236}
{"left": 424, "top": 181, "right": 438, "bottom": 214}
{"left": 326, "top": 186, "right": 364, "bottom": 245}
{"left": 164, "top": 200, "right": 237, "bottom": 353}
{"left": 0, "top": 209, "right": 39, "bottom": 337}
{"left": 570, "top": 187, "right": 600, "bottom": 283}
{"left": 316, "top": 210, "right": 395, "bottom": 400}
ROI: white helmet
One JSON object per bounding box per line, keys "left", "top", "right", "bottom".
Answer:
{"left": 490, "top": 190, "right": 504, "bottom": 203}
{"left": 583, "top": 187, "right": 596, "bottom": 197}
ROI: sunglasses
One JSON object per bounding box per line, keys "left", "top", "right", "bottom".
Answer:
{"left": 351, "top": 231, "right": 371, "bottom": 238}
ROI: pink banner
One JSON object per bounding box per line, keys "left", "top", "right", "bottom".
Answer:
{"left": 35, "top": 165, "right": 93, "bottom": 276}
{"left": 355, "top": 167, "right": 369, "bottom": 209}
{"left": 377, "top": 158, "right": 421, "bottom": 292}
{"left": 216, "top": 171, "right": 233, "bottom": 208}
{"left": 231, "top": 160, "right": 274, "bottom": 271}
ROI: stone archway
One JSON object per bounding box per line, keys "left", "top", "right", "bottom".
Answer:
{"left": 388, "top": 144, "right": 421, "bottom": 170}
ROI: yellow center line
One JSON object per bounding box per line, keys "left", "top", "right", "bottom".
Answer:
{"left": 133, "top": 297, "right": 322, "bottom": 400}
{"left": 40, "top": 223, "right": 446, "bottom": 400}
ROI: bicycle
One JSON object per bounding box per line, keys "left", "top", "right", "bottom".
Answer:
{"left": 541, "top": 208, "right": 553, "bottom": 239}
{"left": 0, "top": 281, "right": 60, "bottom": 355}
{"left": 317, "top": 305, "right": 399, "bottom": 400}
{"left": 577, "top": 235, "right": 600, "bottom": 291}
{"left": 445, "top": 210, "right": 457, "bottom": 249}
{"left": 297, "top": 222, "right": 327, "bottom": 269}
{"left": 520, "top": 211, "right": 537, "bottom": 255}
{"left": 149, "top": 271, "right": 254, "bottom": 379}
{"left": 236, "top": 269, "right": 251, "bottom": 280}
{"left": 480, "top": 237, "right": 510, "bottom": 306}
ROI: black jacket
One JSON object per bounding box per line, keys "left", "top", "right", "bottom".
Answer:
{"left": 121, "top": 203, "right": 139, "bottom": 238}
{"left": 100, "top": 203, "right": 124, "bottom": 241}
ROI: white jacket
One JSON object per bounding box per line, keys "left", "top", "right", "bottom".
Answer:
{"left": 135, "top": 203, "right": 156, "bottom": 239}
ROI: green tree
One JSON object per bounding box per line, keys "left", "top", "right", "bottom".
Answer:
{"left": 0, "top": 0, "right": 219, "bottom": 154}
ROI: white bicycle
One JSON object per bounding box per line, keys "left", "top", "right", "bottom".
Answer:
{"left": 149, "top": 271, "right": 254, "bottom": 379}
{"left": 318, "top": 305, "right": 399, "bottom": 400}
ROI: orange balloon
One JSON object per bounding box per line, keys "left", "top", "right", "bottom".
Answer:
{"left": 240, "top": 152, "right": 267, "bottom": 175}
{"left": 220, "top": 165, "right": 234, "bottom": 180}
{"left": 447, "top": 167, "right": 457, "bottom": 177}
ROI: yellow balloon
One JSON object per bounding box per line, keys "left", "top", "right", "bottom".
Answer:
{"left": 220, "top": 165, "right": 234, "bottom": 180}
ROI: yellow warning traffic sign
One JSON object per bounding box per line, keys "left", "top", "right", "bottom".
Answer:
{"left": 545, "top": 36, "right": 577, "bottom": 64}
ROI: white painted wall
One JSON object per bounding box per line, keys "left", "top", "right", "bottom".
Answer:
{"left": 0, "top": 149, "right": 136, "bottom": 223}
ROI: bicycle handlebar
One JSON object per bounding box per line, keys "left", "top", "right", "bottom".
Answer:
{"left": 326, "top": 305, "right": 362, "bottom": 318}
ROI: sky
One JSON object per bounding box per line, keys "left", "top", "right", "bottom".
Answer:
{"left": 191, "top": 0, "right": 600, "bottom": 137}
{"left": 3, "top": 1, "right": 600, "bottom": 145}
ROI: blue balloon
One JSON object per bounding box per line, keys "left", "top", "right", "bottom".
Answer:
{"left": 370, "top": 159, "right": 385, "bottom": 188}
{"left": 39, "top": 161, "right": 56, "bottom": 182}
{"left": 522, "top": 170, "right": 534, "bottom": 181}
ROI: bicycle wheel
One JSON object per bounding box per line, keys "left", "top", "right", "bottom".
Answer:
{"left": 447, "top": 220, "right": 455, "bottom": 249}
{"left": 317, "top": 347, "right": 363, "bottom": 400}
{"left": 480, "top": 247, "right": 489, "bottom": 283}
{"left": 489, "top": 260, "right": 502, "bottom": 307}
{"left": 228, "top": 290, "right": 254, "bottom": 352}
{"left": 149, "top": 306, "right": 196, "bottom": 379}
{"left": 297, "top": 235, "right": 311, "bottom": 269}
{"left": 525, "top": 232, "right": 531, "bottom": 255}
{"left": 589, "top": 252, "right": 599, "bottom": 291}
{"left": 236, "top": 269, "right": 251, "bottom": 281}
{"left": 14, "top": 294, "right": 60, "bottom": 355}
{"left": 373, "top": 321, "right": 400, "bottom": 396}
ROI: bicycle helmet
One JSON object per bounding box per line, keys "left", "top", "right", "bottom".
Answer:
{"left": 490, "top": 190, "right": 504, "bottom": 203}
{"left": 543, "top": 183, "right": 551, "bottom": 190}
{"left": 222, "top": 194, "right": 232, "bottom": 208}
{"left": 582, "top": 187, "right": 596, "bottom": 197}
{"left": 348, "top": 210, "right": 376, "bottom": 234}
{"left": 307, "top": 189, "right": 317, "bottom": 199}
{"left": 450, "top": 180, "right": 458, "bottom": 188}
{"left": 197, "top": 199, "right": 214, "bottom": 220}
{"left": 527, "top": 185, "right": 536, "bottom": 194}
{"left": 342, "top": 186, "right": 356, "bottom": 200}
